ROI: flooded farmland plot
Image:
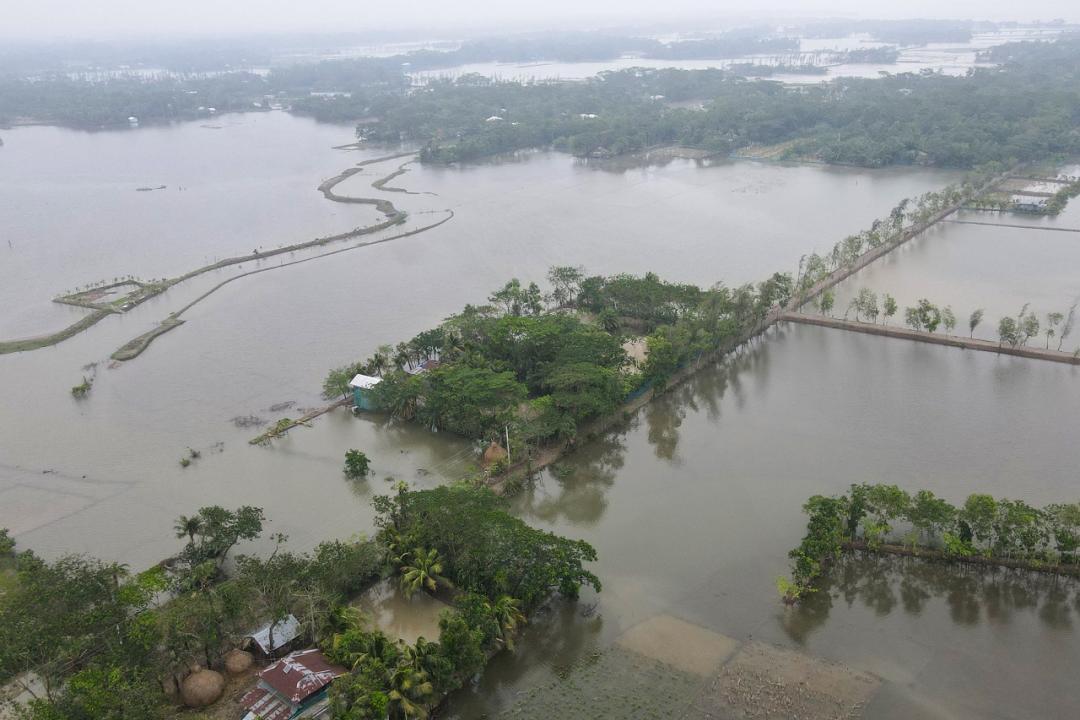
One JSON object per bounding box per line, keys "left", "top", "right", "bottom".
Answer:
{"left": 442, "top": 325, "right": 1080, "bottom": 719}
{"left": 829, "top": 213, "right": 1080, "bottom": 346}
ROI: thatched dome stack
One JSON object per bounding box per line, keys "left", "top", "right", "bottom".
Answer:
{"left": 180, "top": 667, "right": 225, "bottom": 707}
{"left": 224, "top": 649, "right": 254, "bottom": 675}
{"left": 481, "top": 440, "right": 508, "bottom": 468}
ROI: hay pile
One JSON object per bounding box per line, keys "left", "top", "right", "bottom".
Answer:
{"left": 181, "top": 667, "right": 225, "bottom": 707}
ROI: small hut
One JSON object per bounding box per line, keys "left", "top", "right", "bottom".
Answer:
{"left": 348, "top": 374, "right": 382, "bottom": 411}
{"left": 245, "top": 614, "right": 301, "bottom": 661}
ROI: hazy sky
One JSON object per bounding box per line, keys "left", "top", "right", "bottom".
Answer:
{"left": 4, "top": 0, "right": 1078, "bottom": 40}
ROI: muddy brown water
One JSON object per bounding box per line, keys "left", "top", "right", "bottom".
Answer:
{"left": 1, "top": 114, "right": 1074, "bottom": 718}
{"left": 442, "top": 325, "right": 1080, "bottom": 719}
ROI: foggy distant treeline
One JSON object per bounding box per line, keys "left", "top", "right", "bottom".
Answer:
{"left": 3, "top": 31, "right": 1079, "bottom": 173}
{"left": 349, "top": 38, "right": 1080, "bottom": 168}
{"left": 4, "top": 18, "right": 1066, "bottom": 78}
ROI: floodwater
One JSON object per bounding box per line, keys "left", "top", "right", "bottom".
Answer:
{"left": 0, "top": 112, "right": 390, "bottom": 337}
{"left": 409, "top": 30, "right": 1062, "bottom": 85}
{"left": 353, "top": 578, "right": 449, "bottom": 645}
{"left": 831, "top": 204, "right": 1080, "bottom": 345}
{"left": 0, "top": 112, "right": 1075, "bottom": 718}
{"left": 443, "top": 324, "right": 1080, "bottom": 719}
{"left": 0, "top": 128, "right": 953, "bottom": 563}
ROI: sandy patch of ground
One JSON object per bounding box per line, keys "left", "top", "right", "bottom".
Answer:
{"left": 684, "top": 641, "right": 880, "bottom": 720}
{"left": 616, "top": 614, "right": 739, "bottom": 676}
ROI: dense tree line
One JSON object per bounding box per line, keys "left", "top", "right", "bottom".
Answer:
{"left": 782, "top": 484, "right": 1080, "bottom": 603}
{"left": 336, "top": 38, "right": 1080, "bottom": 167}
{"left": 326, "top": 266, "right": 784, "bottom": 456}
{"left": 0, "top": 72, "right": 266, "bottom": 127}
{"left": 9, "top": 35, "right": 1079, "bottom": 171}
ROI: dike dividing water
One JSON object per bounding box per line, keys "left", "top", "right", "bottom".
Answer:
{"left": 781, "top": 312, "right": 1080, "bottom": 365}
{"left": 0, "top": 152, "right": 432, "bottom": 356}
{"left": 785, "top": 169, "right": 1017, "bottom": 313}
{"left": 110, "top": 209, "right": 454, "bottom": 361}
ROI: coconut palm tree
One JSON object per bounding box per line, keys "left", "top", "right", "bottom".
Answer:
{"left": 491, "top": 595, "right": 526, "bottom": 650}
{"left": 398, "top": 637, "right": 438, "bottom": 673}
{"left": 399, "top": 548, "right": 447, "bottom": 598}
{"left": 388, "top": 665, "right": 434, "bottom": 719}
{"left": 174, "top": 514, "right": 204, "bottom": 548}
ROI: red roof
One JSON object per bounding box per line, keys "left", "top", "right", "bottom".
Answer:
{"left": 240, "top": 686, "right": 292, "bottom": 720}
{"left": 258, "top": 649, "right": 346, "bottom": 704}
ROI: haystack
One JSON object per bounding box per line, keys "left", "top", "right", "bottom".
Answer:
{"left": 181, "top": 667, "right": 225, "bottom": 707}
{"left": 481, "top": 440, "right": 508, "bottom": 468}
{"left": 224, "top": 648, "right": 254, "bottom": 675}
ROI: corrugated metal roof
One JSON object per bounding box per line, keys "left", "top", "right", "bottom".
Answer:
{"left": 259, "top": 649, "right": 346, "bottom": 704}
{"left": 240, "top": 686, "right": 292, "bottom": 720}
{"left": 348, "top": 373, "right": 382, "bottom": 390}
{"left": 248, "top": 614, "right": 301, "bottom": 655}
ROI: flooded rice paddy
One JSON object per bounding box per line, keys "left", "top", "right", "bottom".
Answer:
{"left": 831, "top": 203, "right": 1080, "bottom": 345}
{"left": 0, "top": 112, "right": 1077, "bottom": 718}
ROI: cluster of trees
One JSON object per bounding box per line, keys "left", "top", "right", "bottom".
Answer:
{"left": 783, "top": 483, "right": 1080, "bottom": 602}
{"left": 0, "top": 506, "right": 382, "bottom": 719}
{"left": 997, "top": 301, "right": 1078, "bottom": 350}
{"left": 326, "top": 266, "right": 783, "bottom": 454}
{"left": 326, "top": 484, "right": 599, "bottom": 718}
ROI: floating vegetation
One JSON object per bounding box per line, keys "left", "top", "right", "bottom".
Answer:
{"left": 70, "top": 376, "right": 93, "bottom": 398}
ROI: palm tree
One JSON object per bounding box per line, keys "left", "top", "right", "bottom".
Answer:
{"left": 400, "top": 637, "right": 439, "bottom": 673}
{"left": 387, "top": 665, "right": 434, "bottom": 719}
{"left": 491, "top": 595, "right": 526, "bottom": 650}
{"left": 174, "top": 515, "right": 204, "bottom": 547}
{"left": 382, "top": 528, "right": 411, "bottom": 566}
{"left": 399, "top": 548, "right": 446, "bottom": 598}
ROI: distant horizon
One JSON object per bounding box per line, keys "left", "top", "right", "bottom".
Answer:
{"left": 2, "top": 1, "right": 1078, "bottom": 43}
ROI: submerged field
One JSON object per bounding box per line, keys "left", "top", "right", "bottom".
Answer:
{"left": 442, "top": 324, "right": 1080, "bottom": 719}
{"left": 1, "top": 112, "right": 1078, "bottom": 719}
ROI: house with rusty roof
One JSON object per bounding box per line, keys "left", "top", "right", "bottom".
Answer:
{"left": 239, "top": 649, "right": 346, "bottom": 720}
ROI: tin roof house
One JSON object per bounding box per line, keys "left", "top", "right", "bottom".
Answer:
{"left": 246, "top": 614, "right": 302, "bottom": 660}
{"left": 348, "top": 374, "right": 382, "bottom": 411}
{"left": 240, "top": 649, "right": 346, "bottom": 720}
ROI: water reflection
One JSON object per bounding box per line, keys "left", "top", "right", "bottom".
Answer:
{"left": 447, "top": 598, "right": 604, "bottom": 711}
{"left": 513, "top": 431, "right": 627, "bottom": 526}
{"left": 783, "top": 553, "right": 1080, "bottom": 645}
